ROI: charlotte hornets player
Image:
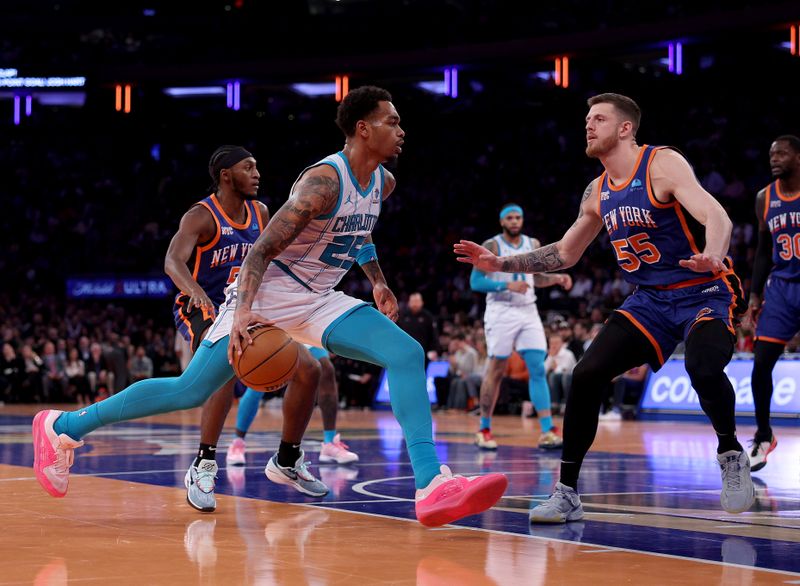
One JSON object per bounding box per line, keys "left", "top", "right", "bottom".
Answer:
{"left": 456, "top": 93, "right": 753, "bottom": 522}
{"left": 743, "top": 135, "right": 800, "bottom": 472}
{"left": 34, "top": 86, "right": 508, "bottom": 528}
{"left": 470, "top": 204, "right": 571, "bottom": 451}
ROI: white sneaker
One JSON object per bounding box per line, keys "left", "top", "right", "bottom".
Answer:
{"left": 748, "top": 435, "right": 777, "bottom": 472}
{"left": 529, "top": 482, "right": 584, "bottom": 523}
{"left": 475, "top": 429, "right": 498, "bottom": 450}
{"left": 718, "top": 450, "right": 755, "bottom": 514}
{"left": 184, "top": 459, "right": 218, "bottom": 512}
{"left": 598, "top": 409, "right": 622, "bottom": 421}
{"left": 226, "top": 437, "right": 246, "bottom": 466}
{"left": 319, "top": 434, "right": 359, "bottom": 464}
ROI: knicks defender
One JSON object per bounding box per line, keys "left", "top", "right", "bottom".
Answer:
{"left": 456, "top": 92, "right": 754, "bottom": 522}
{"left": 34, "top": 86, "right": 507, "bottom": 528}
{"left": 744, "top": 135, "right": 800, "bottom": 471}
{"left": 166, "top": 147, "right": 268, "bottom": 508}
{"left": 470, "top": 204, "right": 571, "bottom": 450}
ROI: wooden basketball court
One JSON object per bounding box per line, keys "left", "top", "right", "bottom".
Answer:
{"left": 2, "top": 403, "right": 798, "bottom": 584}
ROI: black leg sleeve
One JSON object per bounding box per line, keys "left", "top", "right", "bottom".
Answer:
{"left": 684, "top": 320, "right": 741, "bottom": 452}
{"left": 560, "top": 312, "right": 656, "bottom": 491}
{"left": 751, "top": 340, "right": 785, "bottom": 440}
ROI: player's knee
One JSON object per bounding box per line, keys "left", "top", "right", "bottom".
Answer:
{"left": 685, "top": 352, "right": 723, "bottom": 386}
{"left": 521, "top": 351, "right": 546, "bottom": 378}
{"left": 294, "top": 349, "right": 322, "bottom": 388}
{"left": 384, "top": 333, "right": 424, "bottom": 370}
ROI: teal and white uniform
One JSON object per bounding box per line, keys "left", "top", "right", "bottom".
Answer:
{"left": 206, "top": 151, "right": 385, "bottom": 348}
{"left": 483, "top": 234, "right": 547, "bottom": 358}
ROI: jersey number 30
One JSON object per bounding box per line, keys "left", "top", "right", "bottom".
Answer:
{"left": 611, "top": 233, "right": 661, "bottom": 272}
{"left": 319, "top": 235, "right": 366, "bottom": 269}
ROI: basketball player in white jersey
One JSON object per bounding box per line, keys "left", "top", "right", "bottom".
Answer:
{"left": 34, "top": 86, "right": 507, "bottom": 528}
{"left": 471, "top": 205, "right": 572, "bottom": 450}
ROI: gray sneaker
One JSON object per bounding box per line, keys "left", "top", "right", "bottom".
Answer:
{"left": 265, "top": 451, "right": 329, "bottom": 497}
{"left": 718, "top": 450, "right": 755, "bottom": 514}
{"left": 184, "top": 459, "right": 218, "bottom": 513}
{"left": 529, "top": 482, "right": 584, "bottom": 524}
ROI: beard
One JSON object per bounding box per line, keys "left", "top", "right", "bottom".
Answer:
{"left": 232, "top": 177, "right": 258, "bottom": 200}
{"left": 503, "top": 226, "right": 522, "bottom": 237}
{"left": 585, "top": 134, "right": 618, "bottom": 158}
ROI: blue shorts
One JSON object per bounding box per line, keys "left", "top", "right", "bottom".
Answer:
{"left": 615, "top": 273, "right": 744, "bottom": 368}
{"left": 755, "top": 276, "right": 800, "bottom": 344}
{"left": 173, "top": 294, "right": 217, "bottom": 352}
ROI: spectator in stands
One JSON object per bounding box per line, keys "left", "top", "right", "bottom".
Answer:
{"left": 545, "top": 333, "right": 577, "bottom": 415}
{"left": 128, "top": 345, "right": 154, "bottom": 382}
{"left": 64, "top": 347, "right": 91, "bottom": 405}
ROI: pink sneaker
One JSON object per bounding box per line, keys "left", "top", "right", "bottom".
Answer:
{"left": 319, "top": 434, "right": 359, "bottom": 464}
{"left": 32, "top": 410, "right": 84, "bottom": 498}
{"left": 226, "top": 437, "right": 247, "bottom": 466}
{"left": 414, "top": 465, "right": 508, "bottom": 527}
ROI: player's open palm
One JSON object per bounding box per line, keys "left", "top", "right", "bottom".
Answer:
{"left": 679, "top": 253, "right": 726, "bottom": 274}
{"left": 373, "top": 283, "right": 399, "bottom": 322}
{"left": 228, "top": 309, "right": 274, "bottom": 364}
{"left": 454, "top": 240, "right": 502, "bottom": 272}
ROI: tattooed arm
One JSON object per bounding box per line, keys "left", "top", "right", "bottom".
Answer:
{"left": 530, "top": 238, "right": 573, "bottom": 290}
{"left": 455, "top": 180, "right": 604, "bottom": 274}
{"left": 359, "top": 234, "right": 399, "bottom": 321}
{"left": 228, "top": 166, "right": 339, "bottom": 360}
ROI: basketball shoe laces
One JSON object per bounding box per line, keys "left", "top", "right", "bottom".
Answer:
{"left": 293, "top": 460, "right": 316, "bottom": 482}
{"left": 196, "top": 462, "right": 217, "bottom": 493}
{"left": 52, "top": 440, "right": 76, "bottom": 475}
{"left": 720, "top": 454, "right": 743, "bottom": 491}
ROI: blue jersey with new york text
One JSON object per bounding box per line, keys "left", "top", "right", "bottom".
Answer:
{"left": 598, "top": 145, "right": 710, "bottom": 287}
{"left": 762, "top": 180, "right": 800, "bottom": 281}
{"left": 184, "top": 194, "right": 264, "bottom": 307}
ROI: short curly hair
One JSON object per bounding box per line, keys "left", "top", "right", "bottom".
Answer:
{"left": 335, "top": 86, "right": 393, "bottom": 137}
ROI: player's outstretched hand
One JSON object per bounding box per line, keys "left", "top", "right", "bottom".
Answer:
{"left": 678, "top": 253, "right": 726, "bottom": 274}
{"left": 373, "top": 283, "right": 399, "bottom": 321}
{"left": 454, "top": 240, "right": 502, "bottom": 272}
{"left": 228, "top": 309, "right": 275, "bottom": 364}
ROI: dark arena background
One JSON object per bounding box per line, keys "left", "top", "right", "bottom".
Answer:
{"left": 1, "top": 2, "right": 800, "bottom": 584}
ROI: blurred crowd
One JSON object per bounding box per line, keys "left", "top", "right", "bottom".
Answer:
{"left": 2, "top": 45, "right": 799, "bottom": 408}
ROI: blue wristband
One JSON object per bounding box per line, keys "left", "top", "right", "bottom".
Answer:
{"left": 356, "top": 243, "right": 378, "bottom": 266}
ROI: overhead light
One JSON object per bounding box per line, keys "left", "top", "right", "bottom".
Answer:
{"left": 291, "top": 82, "right": 337, "bottom": 96}
{"left": 163, "top": 86, "right": 226, "bottom": 97}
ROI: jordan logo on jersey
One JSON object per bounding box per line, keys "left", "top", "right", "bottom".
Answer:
{"left": 372, "top": 188, "right": 380, "bottom": 204}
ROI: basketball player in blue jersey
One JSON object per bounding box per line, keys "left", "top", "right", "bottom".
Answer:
{"left": 165, "top": 145, "right": 272, "bottom": 510}
{"left": 456, "top": 93, "right": 754, "bottom": 522}
{"left": 471, "top": 204, "right": 572, "bottom": 450}
{"left": 33, "top": 86, "right": 507, "bottom": 528}
{"left": 742, "top": 135, "right": 800, "bottom": 472}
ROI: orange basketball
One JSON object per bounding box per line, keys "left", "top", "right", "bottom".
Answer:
{"left": 233, "top": 326, "right": 299, "bottom": 392}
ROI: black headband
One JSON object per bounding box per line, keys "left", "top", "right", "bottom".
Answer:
{"left": 212, "top": 147, "right": 253, "bottom": 180}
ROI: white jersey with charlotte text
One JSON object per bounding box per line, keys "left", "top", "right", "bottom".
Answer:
{"left": 270, "top": 151, "right": 384, "bottom": 294}
{"left": 486, "top": 234, "right": 537, "bottom": 307}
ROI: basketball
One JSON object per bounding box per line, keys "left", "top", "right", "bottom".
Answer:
{"left": 233, "top": 325, "right": 299, "bottom": 392}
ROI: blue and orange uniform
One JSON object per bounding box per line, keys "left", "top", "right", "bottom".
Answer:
{"left": 754, "top": 181, "right": 800, "bottom": 344}
{"left": 173, "top": 193, "right": 264, "bottom": 351}
{"left": 598, "top": 145, "right": 745, "bottom": 368}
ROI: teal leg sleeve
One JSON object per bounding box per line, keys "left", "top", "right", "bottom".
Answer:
{"left": 520, "top": 349, "right": 552, "bottom": 432}
{"left": 236, "top": 387, "right": 262, "bottom": 433}
{"left": 325, "top": 305, "right": 439, "bottom": 488}
{"left": 54, "top": 339, "right": 235, "bottom": 440}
